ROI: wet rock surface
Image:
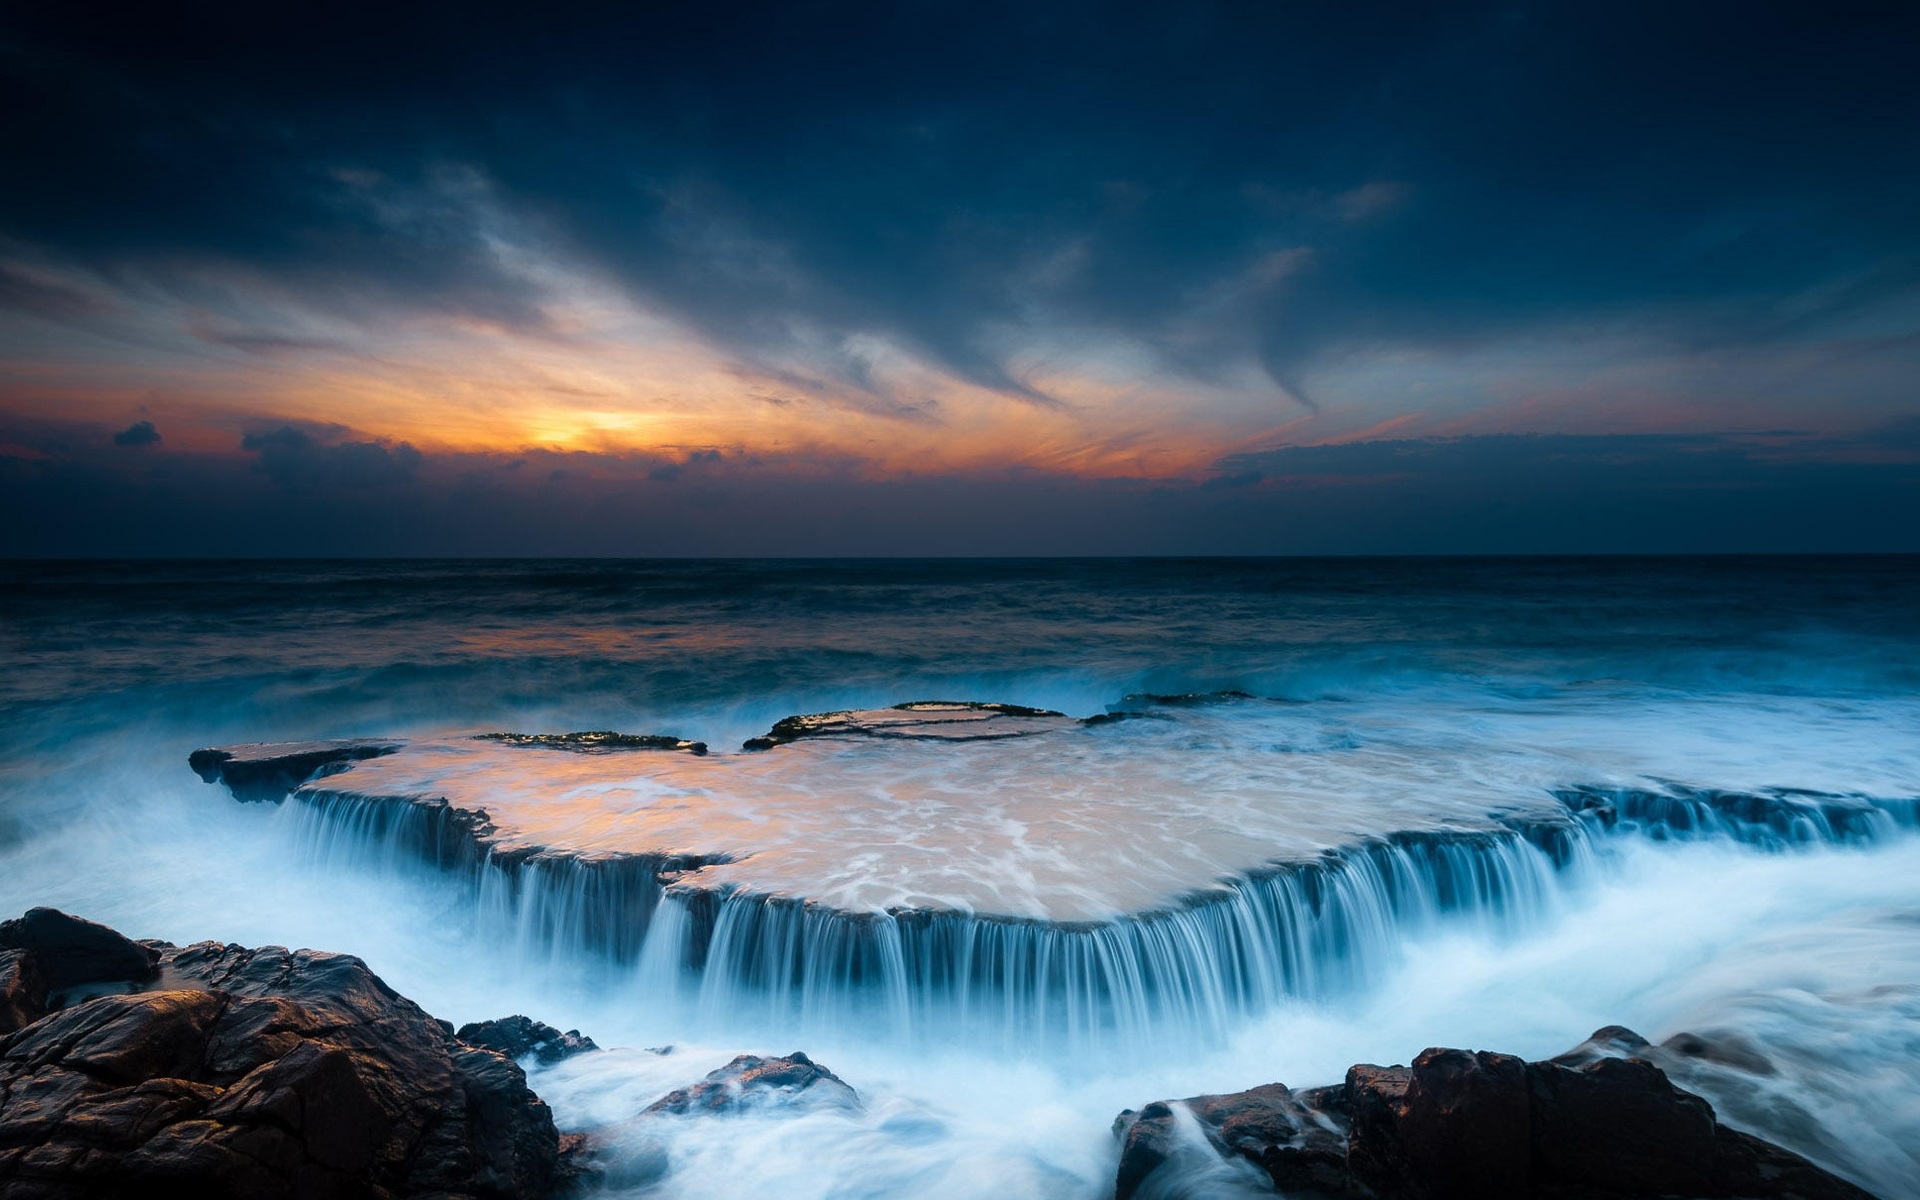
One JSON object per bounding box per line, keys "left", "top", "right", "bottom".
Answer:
{"left": 189, "top": 734, "right": 709, "bottom": 806}
{"left": 1112, "top": 1026, "right": 1875, "bottom": 1200}
{"left": 643, "top": 1051, "right": 858, "bottom": 1116}
{"left": 548, "top": 1050, "right": 858, "bottom": 1193}
{"left": 740, "top": 700, "right": 1073, "bottom": 750}
{"left": 0, "top": 909, "right": 579, "bottom": 1199}
{"left": 1113, "top": 1081, "right": 1349, "bottom": 1200}
{"left": 458, "top": 1016, "right": 600, "bottom": 1067}
{"left": 474, "top": 732, "right": 708, "bottom": 755}
{"left": 186, "top": 713, "right": 1916, "bottom": 928}
{"left": 0, "top": 908, "right": 159, "bottom": 1003}
{"left": 188, "top": 739, "right": 405, "bottom": 803}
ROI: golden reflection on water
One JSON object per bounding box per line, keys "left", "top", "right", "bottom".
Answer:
{"left": 311, "top": 704, "right": 1565, "bottom": 921}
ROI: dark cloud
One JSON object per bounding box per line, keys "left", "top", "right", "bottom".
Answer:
{"left": 3, "top": 2, "right": 1916, "bottom": 401}
{"left": 0, "top": 263, "right": 101, "bottom": 321}
{"left": 4, "top": 3, "right": 1919, "bottom": 556}
{"left": 189, "top": 326, "right": 350, "bottom": 356}
{"left": 3, "top": 415, "right": 1915, "bottom": 556}
{"left": 110, "top": 420, "right": 160, "bottom": 447}
{"left": 240, "top": 423, "right": 421, "bottom": 491}
{"left": 649, "top": 448, "right": 723, "bottom": 483}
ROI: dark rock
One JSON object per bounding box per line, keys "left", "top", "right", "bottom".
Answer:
{"left": 0, "top": 907, "right": 159, "bottom": 991}
{"left": 1112, "top": 1027, "right": 1874, "bottom": 1200}
{"left": 1342, "top": 1063, "right": 1413, "bottom": 1197}
{"left": 188, "top": 740, "right": 404, "bottom": 803}
{"left": 1115, "top": 690, "right": 1256, "bottom": 708}
{"left": 459, "top": 1016, "right": 599, "bottom": 1066}
{"left": 0, "top": 909, "right": 578, "bottom": 1199}
{"left": 1527, "top": 1054, "right": 1718, "bottom": 1197}
{"left": 1114, "top": 1083, "right": 1348, "bottom": 1200}
{"left": 1111, "top": 1101, "right": 1180, "bottom": 1200}
{"left": 0, "top": 949, "right": 48, "bottom": 1035}
{"left": 1660, "top": 1028, "right": 1778, "bottom": 1076}
{"left": 1546, "top": 1022, "right": 1652, "bottom": 1066}
{"left": 643, "top": 1051, "right": 858, "bottom": 1116}
{"left": 473, "top": 732, "right": 708, "bottom": 756}
{"left": 742, "top": 702, "right": 1070, "bottom": 750}
{"left": 1358, "top": 1047, "right": 1536, "bottom": 1199}
{"left": 1713, "top": 1121, "right": 1881, "bottom": 1200}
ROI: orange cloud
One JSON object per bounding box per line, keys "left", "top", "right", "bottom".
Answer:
{"left": 0, "top": 257, "right": 1313, "bottom": 480}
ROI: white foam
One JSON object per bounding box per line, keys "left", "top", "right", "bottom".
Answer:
{"left": 289, "top": 686, "right": 1920, "bottom": 920}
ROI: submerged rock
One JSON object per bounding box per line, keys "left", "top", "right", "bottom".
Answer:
{"left": 0, "top": 908, "right": 580, "bottom": 1199}
{"left": 1552, "top": 1022, "right": 1781, "bottom": 1079}
{"left": 459, "top": 1016, "right": 600, "bottom": 1066}
{"left": 1113, "top": 1082, "right": 1348, "bottom": 1200}
{"left": 1114, "top": 690, "right": 1257, "bottom": 709}
{"left": 1111, "top": 1027, "right": 1873, "bottom": 1200}
{"left": 644, "top": 1051, "right": 858, "bottom": 1116}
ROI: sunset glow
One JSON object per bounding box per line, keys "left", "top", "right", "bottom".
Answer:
{"left": 1, "top": 2, "right": 1915, "bottom": 553}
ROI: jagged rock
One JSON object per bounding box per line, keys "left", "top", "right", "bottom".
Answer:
{"left": 560, "top": 1052, "right": 857, "bottom": 1191}
{"left": 1112, "top": 1027, "right": 1874, "bottom": 1200}
{"left": 188, "top": 740, "right": 403, "bottom": 802}
{"left": 0, "top": 950, "right": 48, "bottom": 1036}
{"left": 643, "top": 1052, "right": 857, "bottom": 1116}
{"left": 741, "top": 702, "right": 1071, "bottom": 750}
{"left": 0, "top": 909, "right": 578, "bottom": 1199}
{"left": 1378, "top": 1048, "right": 1538, "bottom": 1197}
{"left": 1555, "top": 1023, "right": 1780, "bottom": 1079}
{"left": 1113, "top": 1082, "right": 1347, "bottom": 1200}
{"left": 0, "top": 907, "right": 160, "bottom": 991}
{"left": 1342, "top": 1063, "right": 1413, "bottom": 1196}
{"left": 458, "top": 1016, "right": 599, "bottom": 1066}
{"left": 474, "top": 731, "right": 708, "bottom": 755}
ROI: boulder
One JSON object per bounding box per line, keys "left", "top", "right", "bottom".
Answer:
{"left": 458, "top": 1016, "right": 599, "bottom": 1066}
{"left": 1112, "top": 1027, "right": 1875, "bottom": 1200}
{"left": 1113, "top": 1082, "right": 1347, "bottom": 1200}
{"left": 643, "top": 1051, "right": 857, "bottom": 1116}
{"left": 0, "top": 908, "right": 159, "bottom": 991}
{"left": 0, "top": 909, "right": 579, "bottom": 1199}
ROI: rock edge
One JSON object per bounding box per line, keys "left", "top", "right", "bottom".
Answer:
{"left": 1112, "top": 1025, "right": 1877, "bottom": 1200}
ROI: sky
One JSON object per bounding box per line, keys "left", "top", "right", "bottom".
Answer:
{"left": 2, "top": 0, "right": 1918, "bottom": 555}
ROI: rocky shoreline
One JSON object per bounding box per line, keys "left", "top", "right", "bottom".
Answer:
{"left": 0, "top": 906, "right": 1884, "bottom": 1198}
{"left": 1112, "top": 1026, "right": 1876, "bottom": 1200}
{"left": 0, "top": 907, "right": 868, "bottom": 1198}
{"left": 0, "top": 907, "right": 580, "bottom": 1199}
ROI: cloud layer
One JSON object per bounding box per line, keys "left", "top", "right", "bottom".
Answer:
{"left": 3, "top": 413, "right": 1915, "bottom": 555}
{"left": 2, "top": 1, "right": 1918, "bottom": 551}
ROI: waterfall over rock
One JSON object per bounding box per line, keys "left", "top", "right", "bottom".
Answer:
{"left": 193, "top": 726, "right": 1920, "bottom": 1050}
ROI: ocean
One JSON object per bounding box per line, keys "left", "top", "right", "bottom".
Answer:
{"left": 2, "top": 556, "right": 1917, "bottom": 1198}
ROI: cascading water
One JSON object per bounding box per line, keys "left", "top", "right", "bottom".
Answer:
{"left": 270, "top": 767, "right": 1919, "bottom": 1051}
{"left": 4, "top": 557, "right": 1919, "bottom": 1199}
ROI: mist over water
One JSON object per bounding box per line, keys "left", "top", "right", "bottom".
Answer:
{"left": 2, "top": 557, "right": 1917, "bottom": 1198}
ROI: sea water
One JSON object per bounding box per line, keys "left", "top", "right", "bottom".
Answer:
{"left": 1, "top": 557, "right": 1916, "bottom": 1197}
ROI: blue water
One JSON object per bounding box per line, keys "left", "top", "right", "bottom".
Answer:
{"left": 2, "top": 556, "right": 1917, "bottom": 1197}
{"left": 6, "top": 555, "right": 1916, "bottom": 749}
